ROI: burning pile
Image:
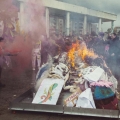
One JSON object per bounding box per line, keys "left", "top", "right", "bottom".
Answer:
{"left": 34, "top": 40, "right": 118, "bottom": 110}
{"left": 68, "top": 41, "right": 98, "bottom": 68}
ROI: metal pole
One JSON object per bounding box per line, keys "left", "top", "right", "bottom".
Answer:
{"left": 66, "top": 12, "right": 70, "bottom": 36}
{"left": 98, "top": 18, "right": 102, "bottom": 32}
{"left": 83, "top": 15, "right": 87, "bottom": 35}
{"left": 111, "top": 21, "right": 114, "bottom": 33}
{"left": 89, "top": 23, "right": 92, "bottom": 34}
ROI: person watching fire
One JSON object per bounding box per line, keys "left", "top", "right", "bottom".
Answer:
{"left": 108, "top": 33, "right": 120, "bottom": 80}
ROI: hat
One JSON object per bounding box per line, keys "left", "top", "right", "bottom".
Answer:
{"left": 94, "top": 86, "right": 114, "bottom": 100}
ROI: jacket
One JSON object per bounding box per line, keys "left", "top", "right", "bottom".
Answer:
{"left": 109, "top": 36, "right": 120, "bottom": 58}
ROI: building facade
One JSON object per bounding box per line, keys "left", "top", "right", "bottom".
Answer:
{"left": 19, "top": 0, "right": 117, "bottom": 37}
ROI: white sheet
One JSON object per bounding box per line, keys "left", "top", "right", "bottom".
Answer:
{"left": 83, "top": 67, "right": 104, "bottom": 82}
{"left": 76, "top": 88, "right": 96, "bottom": 109}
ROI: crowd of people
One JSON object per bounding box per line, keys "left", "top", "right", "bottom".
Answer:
{"left": 83, "top": 32, "right": 120, "bottom": 80}
{"left": 33, "top": 31, "right": 120, "bottom": 81}
{"left": 1, "top": 30, "right": 120, "bottom": 87}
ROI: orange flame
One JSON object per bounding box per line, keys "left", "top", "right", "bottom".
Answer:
{"left": 78, "top": 44, "right": 98, "bottom": 61}
{"left": 67, "top": 41, "right": 97, "bottom": 67}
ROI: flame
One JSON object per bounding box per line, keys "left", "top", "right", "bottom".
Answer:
{"left": 67, "top": 43, "right": 76, "bottom": 67}
{"left": 67, "top": 41, "right": 98, "bottom": 67}
{"left": 67, "top": 41, "right": 80, "bottom": 67}
{"left": 78, "top": 44, "right": 98, "bottom": 61}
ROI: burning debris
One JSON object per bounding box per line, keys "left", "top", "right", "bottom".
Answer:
{"left": 67, "top": 41, "right": 98, "bottom": 68}
{"left": 34, "top": 41, "right": 118, "bottom": 110}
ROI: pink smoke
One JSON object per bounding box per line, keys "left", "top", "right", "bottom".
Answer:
{"left": 0, "top": 0, "right": 46, "bottom": 74}
{"left": 23, "top": 0, "right": 46, "bottom": 39}
{"left": 3, "top": 35, "right": 30, "bottom": 74}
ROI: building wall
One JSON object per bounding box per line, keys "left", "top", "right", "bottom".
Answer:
{"left": 49, "top": 16, "right": 64, "bottom": 35}
{"left": 19, "top": 0, "right": 117, "bottom": 36}
{"left": 43, "top": 0, "right": 117, "bottom": 21}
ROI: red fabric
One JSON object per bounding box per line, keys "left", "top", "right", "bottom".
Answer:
{"left": 95, "top": 95, "right": 118, "bottom": 110}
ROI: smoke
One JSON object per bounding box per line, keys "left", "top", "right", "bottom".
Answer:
{"left": 23, "top": 0, "right": 46, "bottom": 39}
{"left": 6, "top": 35, "right": 33, "bottom": 74}
{"left": 0, "top": 0, "right": 18, "bottom": 19}
{"left": 0, "top": 0, "right": 46, "bottom": 74}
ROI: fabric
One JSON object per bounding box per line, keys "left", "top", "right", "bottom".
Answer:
{"left": 32, "top": 78, "right": 64, "bottom": 105}
{"left": 36, "top": 63, "right": 50, "bottom": 80}
{"left": 94, "top": 86, "right": 114, "bottom": 100}
{"left": 109, "top": 37, "right": 120, "bottom": 55}
{"left": 76, "top": 88, "right": 96, "bottom": 109}
{"left": 90, "top": 81, "right": 113, "bottom": 88}
{"left": 95, "top": 95, "right": 118, "bottom": 110}
{"left": 83, "top": 67, "right": 104, "bottom": 82}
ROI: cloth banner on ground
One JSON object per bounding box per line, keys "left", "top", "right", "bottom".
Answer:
{"left": 32, "top": 78, "right": 64, "bottom": 105}
{"left": 83, "top": 67, "right": 104, "bottom": 82}
{"left": 76, "top": 88, "right": 96, "bottom": 109}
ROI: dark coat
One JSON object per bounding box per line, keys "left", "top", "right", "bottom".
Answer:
{"left": 109, "top": 36, "right": 120, "bottom": 59}
{"left": 94, "top": 38, "right": 106, "bottom": 56}
{"left": 87, "top": 37, "right": 97, "bottom": 49}
{"left": 41, "top": 39, "right": 49, "bottom": 65}
{"left": 107, "top": 36, "right": 120, "bottom": 79}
